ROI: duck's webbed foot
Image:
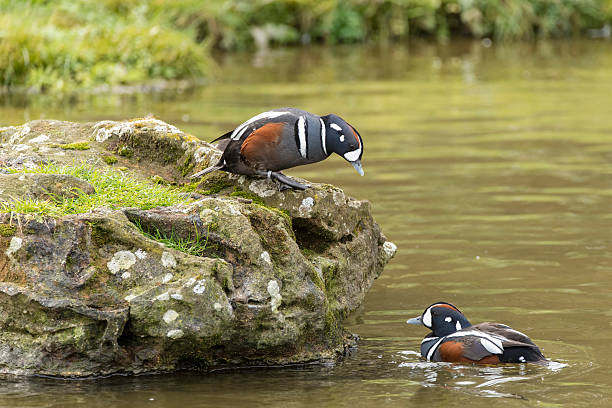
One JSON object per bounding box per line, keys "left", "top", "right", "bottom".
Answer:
{"left": 256, "top": 170, "right": 309, "bottom": 191}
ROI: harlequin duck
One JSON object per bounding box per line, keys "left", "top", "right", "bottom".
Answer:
{"left": 407, "top": 302, "right": 546, "bottom": 364}
{"left": 190, "top": 108, "right": 364, "bottom": 190}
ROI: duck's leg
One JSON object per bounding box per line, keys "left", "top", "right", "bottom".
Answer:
{"left": 272, "top": 171, "right": 309, "bottom": 190}
{"left": 255, "top": 170, "right": 309, "bottom": 191}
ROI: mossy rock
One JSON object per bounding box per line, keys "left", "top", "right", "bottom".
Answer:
{"left": 0, "top": 118, "right": 396, "bottom": 377}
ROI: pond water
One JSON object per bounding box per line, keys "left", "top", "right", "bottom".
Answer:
{"left": 2, "top": 39, "right": 612, "bottom": 407}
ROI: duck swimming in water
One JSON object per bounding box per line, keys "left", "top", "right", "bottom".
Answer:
{"left": 407, "top": 302, "right": 546, "bottom": 364}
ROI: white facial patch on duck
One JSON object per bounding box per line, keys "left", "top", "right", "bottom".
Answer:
{"left": 330, "top": 123, "right": 342, "bottom": 131}
{"left": 456, "top": 321, "right": 462, "bottom": 331}
{"left": 339, "top": 135, "right": 345, "bottom": 142}
{"left": 422, "top": 308, "right": 433, "bottom": 328}
{"left": 444, "top": 317, "right": 452, "bottom": 323}
{"left": 231, "top": 111, "right": 289, "bottom": 140}
{"left": 343, "top": 145, "right": 362, "bottom": 162}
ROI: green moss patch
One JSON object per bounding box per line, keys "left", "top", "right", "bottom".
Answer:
{"left": 150, "top": 175, "right": 168, "bottom": 185}
{"left": 117, "top": 146, "right": 133, "bottom": 158}
{"left": 0, "top": 224, "right": 17, "bottom": 237}
{"left": 196, "top": 180, "right": 234, "bottom": 196}
{"left": 230, "top": 189, "right": 266, "bottom": 206}
{"left": 102, "top": 155, "right": 118, "bottom": 165}
{"left": 230, "top": 188, "right": 292, "bottom": 227}
{"left": 1, "top": 163, "right": 191, "bottom": 218}
{"left": 59, "top": 141, "right": 90, "bottom": 150}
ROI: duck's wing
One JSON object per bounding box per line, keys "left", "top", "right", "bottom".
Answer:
{"left": 471, "top": 323, "right": 546, "bottom": 362}
{"left": 229, "top": 110, "right": 299, "bottom": 143}
{"left": 439, "top": 329, "right": 505, "bottom": 362}
{"left": 473, "top": 323, "right": 538, "bottom": 347}
{"left": 239, "top": 122, "right": 288, "bottom": 170}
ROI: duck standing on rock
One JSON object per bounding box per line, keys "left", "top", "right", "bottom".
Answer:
{"left": 190, "top": 108, "right": 364, "bottom": 190}
{"left": 407, "top": 302, "right": 546, "bottom": 364}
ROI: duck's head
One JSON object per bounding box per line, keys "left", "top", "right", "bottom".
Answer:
{"left": 406, "top": 302, "right": 472, "bottom": 337}
{"left": 321, "top": 114, "right": 364, "bottom": 176}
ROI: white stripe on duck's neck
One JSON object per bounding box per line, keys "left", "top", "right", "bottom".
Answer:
{"left": 319, "top": 118, "right": 328, "bottom": 156}
{"left": 297, "top": 116, "right": 307, "bottom": 158}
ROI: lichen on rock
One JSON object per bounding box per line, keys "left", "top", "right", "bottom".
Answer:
{"left": 0, "top": 118, "right": 396, "bottom": 377}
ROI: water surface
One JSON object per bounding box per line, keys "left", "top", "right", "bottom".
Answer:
{"left": 2, "top": 40, "right": 612, "bottom": 407}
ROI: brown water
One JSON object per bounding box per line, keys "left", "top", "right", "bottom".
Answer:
{"left": 2, "top": 40, "right": 612, "bottom": 407}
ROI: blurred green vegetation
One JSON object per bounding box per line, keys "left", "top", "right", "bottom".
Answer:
{"left": 156, "top": 0, "right": 612, "bottom": 48}
{"left": 0, "top": 0, "right": 210, "bottom": 92}
{"left": 1, "top": 0, "right": 611, "bottom": 93}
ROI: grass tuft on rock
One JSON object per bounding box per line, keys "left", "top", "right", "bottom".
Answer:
{"left": 1, "top": 163, "right": 190, "bottom": 217}
{"left": 134, "top": 221, "right": 210, "bottom": 257}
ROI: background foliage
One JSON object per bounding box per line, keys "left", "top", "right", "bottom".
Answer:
{"left": 1, "top": 0, "right": 611, "bottom": 92}
{"left": 154, "top": 0, "right": 611, "bottom": 46}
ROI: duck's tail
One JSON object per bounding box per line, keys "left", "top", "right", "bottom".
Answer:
{"left": 210, "top": 130, "right": 233, "bottom": 143}
{"left": 190, "top": 130, "right": 234, "bottom": 179}
{"left": 189, "top": 163, "right": 224, "bottom": 179}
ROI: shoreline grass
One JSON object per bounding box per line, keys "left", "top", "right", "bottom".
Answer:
{"left": 0, "top": 0, "right": 210, "bottom": 93}
{"left": 0, "top": 163, "right": 191, "bottom": 218}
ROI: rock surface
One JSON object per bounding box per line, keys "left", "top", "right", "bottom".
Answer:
{"left": 0, "top": 118, "right": 395, "bottom": 377}
{"left": 0, "top": 173, "right": 95, "bottom": 201}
